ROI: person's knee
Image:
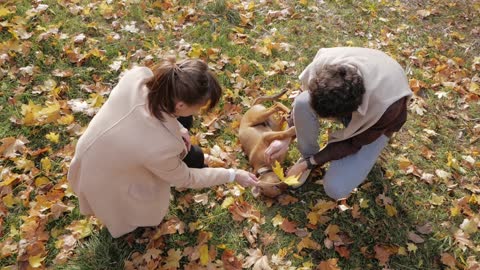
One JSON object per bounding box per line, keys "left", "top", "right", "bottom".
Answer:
{"left": 293, "top": 91, "right": 311, "bottom": 109}
{"left": 323, "top": 181, "right": 352, "bottom": 201}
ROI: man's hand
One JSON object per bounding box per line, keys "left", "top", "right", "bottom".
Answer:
{"left": 264, "top": 138, "right": 291, "bottom": 165}
{"left": 180, "top": 128, "right": 191, "bottom": 151}
{"left": 286, "top": 159, "right": 308, "bottom": 178}
{"left": 234, "top": 170, "right": 259, "bottom": 187}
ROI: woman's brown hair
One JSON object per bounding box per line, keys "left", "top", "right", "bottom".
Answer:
{"left": 146, "top": 56, "right": 222, "bottom": 121}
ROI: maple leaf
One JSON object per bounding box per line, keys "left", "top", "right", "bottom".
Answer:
{"left": 324, "top": 224, "right": 341, "bottom": 242}
{"left": 271, "top": 160, "right": 300, "bottom": 186}
{"left": 316, "top": 258, "right": 340, "bottom": 270}
{"left": 334, "top": 246, "right": 351, "bottom": 259}
{"left": 374, "top": 245, "right": 393, "bottom": 266}
{"left": 243, "top": 249, "right": 272, "bottom": 270}
{"left": 297, "top": 236, "right": 321, "bottom": 252}
{"left": 0, "top": 136, "right": 28, "bottom": 158}
{"left": 280, "top": 219, "right": 297, "bottom": 233}
{"left": 28, "top": 254, "right": 46, "bottom": 268}
{"left": 222, "top": 249, "right": 242, "bottom": 270}
{"left": 163, "top": 249, "right": 182, "bottom": 269}
{"left": 228, "top": 201, "right": 262, "bottom": 223}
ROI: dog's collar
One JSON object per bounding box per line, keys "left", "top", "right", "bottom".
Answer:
{"left": 257, "top": 167, "right": 273, "bottom": 176}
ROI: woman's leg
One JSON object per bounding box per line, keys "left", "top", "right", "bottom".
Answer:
{"left": 177, "top": 116, "right": 205, "bottom": 168}
{"left": 183, "top": 145, "right": 205, "bottom": 168}
{"left": 323, "top": 135, "right": 389, "bottom": 200}
{"left": 292, "top": 91, "right": 321, "bottom": 158}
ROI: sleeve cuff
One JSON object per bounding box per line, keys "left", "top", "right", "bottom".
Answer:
{"left": 228, "top": 168, "right": 236, "bottom": 183}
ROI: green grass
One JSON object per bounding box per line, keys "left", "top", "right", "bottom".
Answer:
{"left": 1, "top": 0, "right": 479, "bottom": 269}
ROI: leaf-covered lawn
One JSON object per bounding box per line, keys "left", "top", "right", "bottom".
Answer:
{"left": 0, "top": 0, "right": 479, "bottom": 269}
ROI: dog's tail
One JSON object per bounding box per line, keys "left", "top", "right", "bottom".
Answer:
{"left": 252, "top": 89, "right": 288, "bottom": 105}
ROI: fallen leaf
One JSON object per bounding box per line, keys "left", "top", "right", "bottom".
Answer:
{"left": 297, "top": 237, "right": 321, "bottom": 252}
{"left": 317, "top": 258, "right": 340, "bottom": 270}
{"left": 280, "top": 219, "right": 297, "bottom": 233}
{"left": 222, "top": 249, "right": 242, "bottom": 270}
{"left": 441, "top": 253, "right": 457, "bottom": 268}
{"left": 407, "top": 231, "right": 425, "bottom": 243}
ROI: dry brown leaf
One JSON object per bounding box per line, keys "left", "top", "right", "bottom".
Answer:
{"left": 316, "top": 258, "right": 340, "bottom": 270}
{"left": 277, "top": 194, "right": 298, "bottom": 205}
{"left": 374, "top": 245, "right": 394, "bottom": 266}
{"left": 440, "top": 252, "right": 457, "bottom": 268}
{"left": 297, "top": 237, "right": 321, "bottom": 252}
{"left": 334, "top": 246, "right": 351, "bottom": 259}
{"left": 280, "top": 219, "right": 297, "bottom": 233}
{"left": 243, "top": 249, "right": 272, "bottom": 270}
{"left": 407, "top": 231, "right": 425, "bottom": 243}
{"left": 228, "top": 201, "right": 262, "bottom": 223}
{"left": 416, "top": 223, "right": 433, "bottom": 234}
{"left": 222, "top": 249, "right": 242, "bottom": 270}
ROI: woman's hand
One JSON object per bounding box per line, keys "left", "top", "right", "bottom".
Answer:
{"left": 180, "top": 128, "right": 191, "bottom": 151}
{"left": 264, "top": 138, "right": 291, "bottom": 165}
{"left": 287, "top": 160, "right": 308, "bottom": 178}
{"left": 234, "top": 170, "right": 259, "bottom": 187}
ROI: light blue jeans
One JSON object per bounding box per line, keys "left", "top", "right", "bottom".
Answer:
{"left": 293, "top": 91, "right": 389, "bottom": 200}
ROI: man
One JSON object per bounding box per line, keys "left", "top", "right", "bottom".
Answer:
{"left": 265, "top": 47, "right": 412, "bottom": 200}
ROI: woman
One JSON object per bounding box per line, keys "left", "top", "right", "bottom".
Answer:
{"left": 264, "top": 47, "right": 412, "bottom": 200}
{"left": 68, "top": 57, "right": 258, "bottom": 238}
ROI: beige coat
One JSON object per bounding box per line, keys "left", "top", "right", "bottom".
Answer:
{"left": 299, "top": 47, "right": 412, "bottom": 143}
{"left": 67, "top": 67, "right": 230, "bottom": 238}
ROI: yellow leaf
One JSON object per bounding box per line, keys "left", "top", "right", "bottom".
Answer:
{"left": 247, "top": 1, "right": 255, "bottom": 11}
{"left": 325, "top": 224, "right": 341, "bottom": 241}
{"left": 271, "top": 214, "right": 284, "bottom": 227}
{"left": 199, "top": 244, "right": 209, "bottom": 265}
{"left": 397, "top": 157, "right": 411, "bottom": 170}
{"left": 359, "top": 198, "right": 369, "bottom": 208}
{"left": 469, "top": 194, "right": 478, "bottom": 205}
{"left": 0, "top": 8, "right": 13, "bottom": 17}
{"left": 469, "top": 82, "right": 479, "bottom": 94}
{"left": 9, "top": 225, "right": 19, "bottom": 237}
{"left": 35, "top": 176, "right": 50, "bottom": 187}
{"left": 297, "top": 237, "right": 321, "bottom": 252}
{"left": 14, "top": 157, "right": 35, "bottom": 171}
{"left": 397, "top": 246, "right": 407, "bottom": 255}
{"left": 2, "top": 193, "right": 15, "bottom": 208}
{"left": 221, "top": 197, "right": 235, "bottom": 209}
{"left": 282, "top": 174, "right": 300, "bottom": 186}
{"left": 38, "top": 101, "right": 61, "bottom": 124}
{"left": 189, "top": 43, "right": 203, "bottom": 58}
{"left": 450, "top": 206, "right": 460, "bottom": 217}
{"left": 407, "top": 243, "right": 417, "bottom": 253}
{"left": 41, "top": 157, "right": 52, "bottom": 173}
{"left": 299, "top": 0, "right": 308, "bottom": 6}
{"left": 57, "top": 114, "right": 74, "bottom": 125}
{"left": 385, "top": 204, "right": 398, "bottom": 217}
{"left": 21, "top": 100, "right": 41, "bottom": 125}
{"left": 307, "top": 211, "right": 319, "bottom": 225}
{"left": 45, "top": 132, "right": 59, "bottom": 143}
{"left": 430, "top": 194, "right": 444, "bottom": 205}
{"left": 0, "top": 175, "right": 17, "bottom": 187}
{"left": 272, "top": 160, "right": 285, "bottom": 181}
{"left": 67, "top": 219, "right": 92, "bottom": 239}
{"left": 28, "top": 254, "right": 45, "bottom": 268}
{"left": 88, "top": 93, "right": 105, "bottom": 108}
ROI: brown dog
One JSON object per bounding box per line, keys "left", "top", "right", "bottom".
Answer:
{"left": 239, "top": 90, "right": 296, "bottom": 197}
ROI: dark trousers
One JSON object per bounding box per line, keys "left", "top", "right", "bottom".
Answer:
{"left": 177, "top": 116, "right": 205, "bottom": 168}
